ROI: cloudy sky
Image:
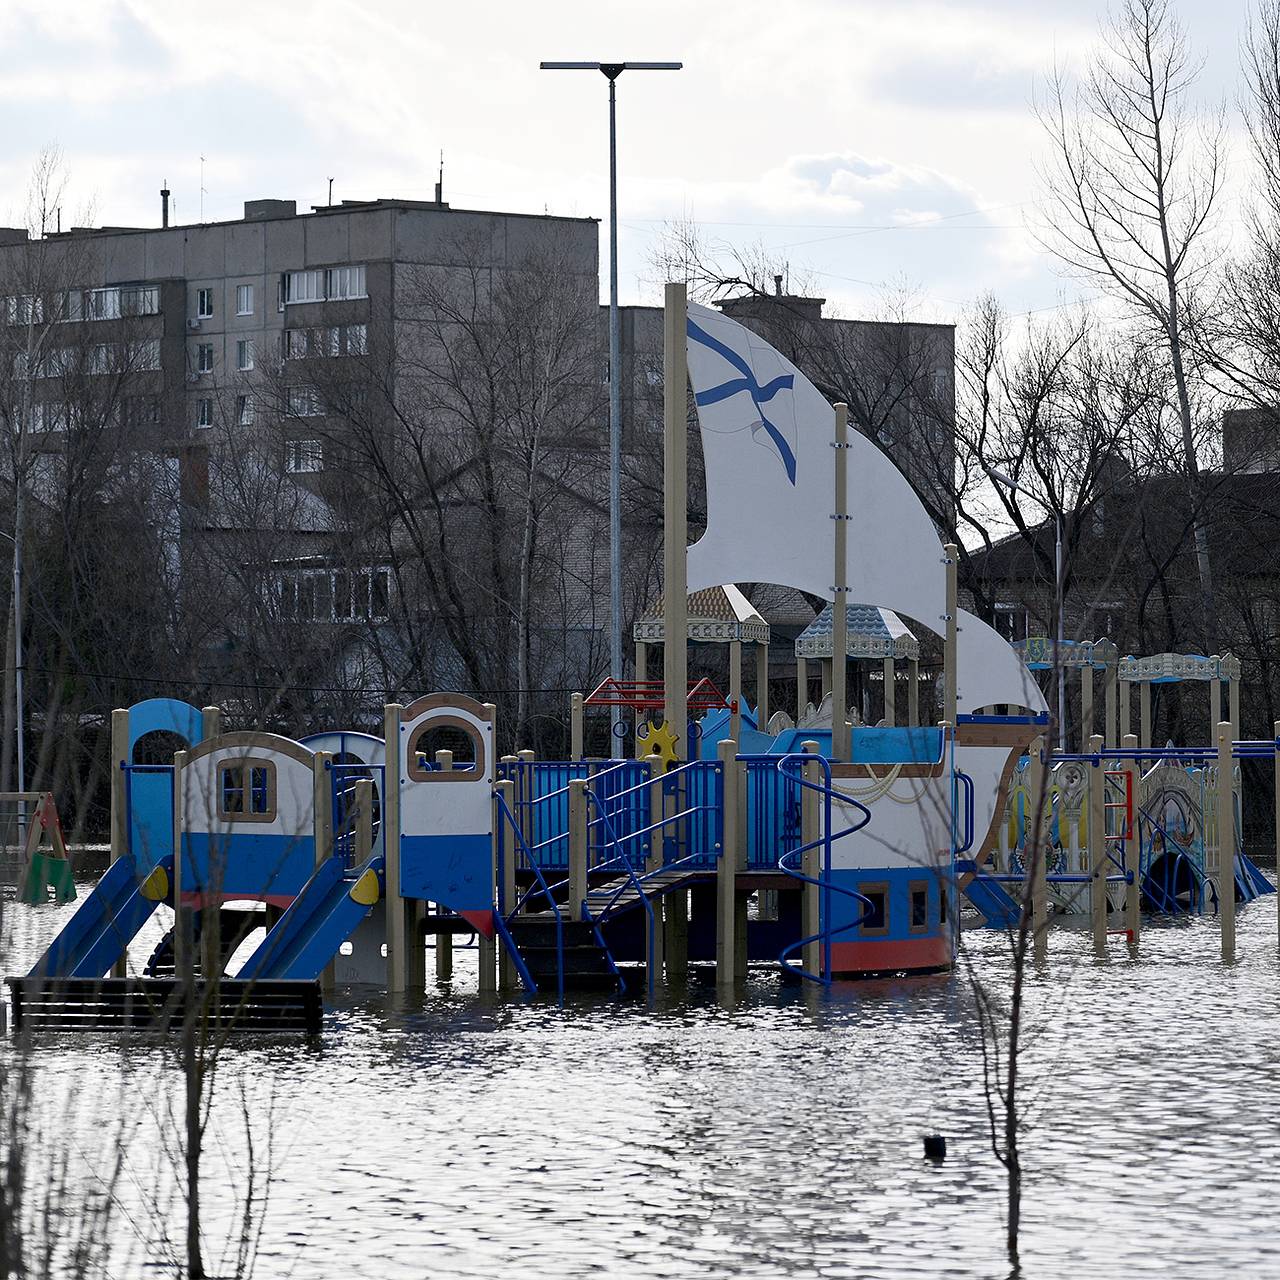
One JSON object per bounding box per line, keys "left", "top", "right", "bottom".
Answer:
{"left": 0, "top": 0, "right": 1253, "bottom": 323}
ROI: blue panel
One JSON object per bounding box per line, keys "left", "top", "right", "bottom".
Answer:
{"left": 182, "top": 832, "right": 315, "bottom": 897}
{"left": 826, "top": 866, "right": 952, "bottom": 938}
{"left": 400, "top": 833, "right": 492, "bottom": 912}
{"left": 127, "top": 698, "right": 204, "bottom": 756}
{"left": 130, "top": 769, "right": 174, "bottom": 865}
{"left": 850, "top": 727, "right": 943, "bottom": 765}
{"left": 769, "top": 728, "right": 834, "bottom": 757}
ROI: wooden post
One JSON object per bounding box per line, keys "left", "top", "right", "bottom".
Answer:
{"left": 496, "top": 778, "right": 517, "bottom": 991}
{"left": 383, "top": 703, "right": 406, "bottom": 994}
{"left": 570, "top": 692, "right": 584, "bottom": 762}
{"left": 1120, "top": 677, "right": 1131, "bottom": 743}
{"left": 354, "top": 779, "right": 373, "bottom": 865}
{"left": 1104, "top": 662, "right": 1118, "bottom": 749}
{"left": 755, "top": 641, "right": 770, "bottom": 729}
{"left": 943, "top": 544, "right": 958, "bottom": 728}
{"left": 1229, "top": 671, "right": 1241, "bottom": 742}
{"left": 908, "top": 658, "right": 919, "bottom": 726}
{"left": 1121, "top": 733, "right": 1140, "bottom": 949}
{"left": 1028, "top": 736, "right": 1048, "bottom": 962}
{"left": 1139, "top": 682, "right": 1152, "bottom": 749}
{"left": 1274, "top": 721, "right": 1280, "bottom": 952}
{"left": 568, "top": 778, "right": 588, "bottom": 923}
{"left": 1218, "top": 722, "right": 1235, "bottom": 960}
{"left": 716, "top": 739, "right": 738, "bottom": 987}
{"left": 663, "top": 281, "right": 688, "bottom": 761}
{"left": 1080, "top": 664, "right": 1093, "bottom": 752}
{"left": 796, "top": 654, "right": 808, "bottom": 719}
{"left": 831, "top": 402, "right": 850, "bottom": 761}
{"left": 882, "top": 657, "right": 896, "bottom": 727}
{"left": 800, "top": 740, "right": 821, "bottom": 976}
{"left": 645, "top": 751, "right": 665, "bottom": 986}
{"left": 1088, "top": 733, "right": 1107, "bottom": 957}
{"left": 201, "top": 705, "right": 221, "bottom": 740}
{"left": 729, "top": 638, "right": 743, "bottom": 744}
{"left": 1209, "top": 665, "right": 1221, "bottom": 747}
{"left": 434, "top": 749, "right": 455, "bottom": 980}
{"left": 108, "top": 708, "right": 130, "bottom": 977}
{"left": 172, "top": 749, "right": 187, "bottom": 977}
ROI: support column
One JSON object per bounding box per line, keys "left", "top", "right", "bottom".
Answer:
{"left": 1104, "top": 663, "right": 1118, "bottom": 749}
{"left": 1080, "top": 665, "right": 1094, "bottom": 752}
{"left": 1139, "top": 683, "right": 1152, "bottom": 750}
{"left": 882, "top": 657, "right": 896, "bottom": 727}
{"left": 1274, "top": 721, "right": 1280, "bottom": 952}
{"left": 171, "top": 749, "right": 187, "bottom": 977}
{"left": 434, "top": 748, "right": 455, "bottom": 981}
{"left": 1210, "top": 666, "right": 1221, "bottom": 747}
{"left": 831, "top": 403, "right": 850, "bottom": 761}
{"left": 634, "top": 641, "right": 647, "bottom": 756}
{"left": 796, "top": 654, "right": 809, "bottom": 719}
{"left": 1121, "top": 733, "right": 1140, "bottom": 950}
{"left": 645, "top": 751, "right": 665, "bottom": 989}
{"left": 1087, "top": 733, "right": 1107, "bottom": 957}
{"left": 716, "top": 739, "right": 738, "bottom": 987}
{"left": 383, "top": 703, "right": 407, "bottom": 994}
{"left": 568, "top": 778, "right": 588, "bottom": 923}
{"left": 800, "top": 740, "right": 821, "bottom": 977}
{"left": 663, "top": 282, "right": 688, "bottom": 761}
{"left": 1028, "top": 735, "right": 1048, "bottom": 962}
{"left": 1120, "top": 678, "right": 1131, "bottom": 743}
{"left": 908, "top": 658, "right": 919, "bottom": 726}
{"left": 820, "top": 658, "right": 832, "bottom": 700}
{"left": 313, "top": 750, "right": 336, "bottom": 991}
{"left": 109, "top": 708, "right": 129, "bottom": 978}
{"left": 1218, "top": 722, "right": 1235, "bottom": 961}
{"left": 943, "top": 544, "right": 958, "bottom": 727}
{"left": 756, "top": 641, "right": 770, "bottom": 730}
{"left": 729, "top": 638, "right": 743, "bottom": 744}
{"left": 201, "top": 705, "right": 221, "bottom": 740}
{"left": 570, "top": 692, "right": 584, "bottom": 762}
{"left": 495, "top": 778, "right": 517, "bottom": 992}
{"left": 1229, "top": 672, "right": 1241, "bottom": 743}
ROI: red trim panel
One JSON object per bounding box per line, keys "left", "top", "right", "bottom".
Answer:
{"left": 829, "top": 933, "right": 952, "bottom": 976}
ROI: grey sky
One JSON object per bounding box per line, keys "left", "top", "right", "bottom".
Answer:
{"left": 0, "top": 0, "right": 1254, "bottom": 323}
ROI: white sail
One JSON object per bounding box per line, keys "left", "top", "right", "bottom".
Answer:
{"left": 685, "top": 300, "right": 1045, "bottom": 716}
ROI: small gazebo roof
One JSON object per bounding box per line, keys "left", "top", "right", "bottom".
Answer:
{"left": 633, "top": 584, "right": 770, "bottom": 645}
{"left": 1014, "top": 637, "right": 1119, "bottom": 671}
{"left": 1118, "top": 652, "right": 1241, "bottom": 683}
{"left": 795, "top": 603, "right": 919, "bottom": 661}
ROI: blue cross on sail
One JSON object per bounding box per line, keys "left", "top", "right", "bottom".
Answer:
{"left": 683, "top": 299, "right": 1045, "bottom": 717}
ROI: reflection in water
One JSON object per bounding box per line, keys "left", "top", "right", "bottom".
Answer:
{"left": 4, "top": 879, "right": 1280, "bottom": 1278}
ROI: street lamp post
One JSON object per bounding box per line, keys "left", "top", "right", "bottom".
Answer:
{"left": 540, "top": 60, "right": 681, "bottom": 745}
{"left": 987, "top": 466, "right": 1066, "bottom": 752}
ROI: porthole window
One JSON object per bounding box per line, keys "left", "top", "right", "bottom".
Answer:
{"left": 406, "top": 720, "right": 484, "bottom": 783}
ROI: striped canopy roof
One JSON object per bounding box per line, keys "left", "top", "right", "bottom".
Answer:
{"left": 794, "top": 603, "right": 919, "bottom": 661}
{"left": 633, "top": 584, "right": 771, "bottom": 645}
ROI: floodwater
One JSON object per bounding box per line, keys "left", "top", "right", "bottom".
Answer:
{"left": 4, "top": 876, "right": 1280, "bottom": 1280}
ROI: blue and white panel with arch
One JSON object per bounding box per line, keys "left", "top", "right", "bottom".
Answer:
{"left": 126, "top": 698, "right": 205, "bottom": 868}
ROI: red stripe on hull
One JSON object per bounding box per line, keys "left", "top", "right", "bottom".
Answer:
{"left": 829, "top": 933, "right": 952, "bottom": 977}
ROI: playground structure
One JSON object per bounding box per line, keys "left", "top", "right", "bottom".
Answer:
{"left": 8, "top": 285, "right": 1276, "bottom": 1032}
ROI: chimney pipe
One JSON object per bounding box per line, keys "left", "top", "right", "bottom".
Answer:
{"left": 161, "top": 181, "right": 170, "bottom": 229}
{"left": 773, "top": 273, "right": 783, "bottom": 297}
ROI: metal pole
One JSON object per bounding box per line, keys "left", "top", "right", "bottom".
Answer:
{"left": 1055, "top": 513, "right": 1065, "bottom": 753}
{"left": 608, "top": 74, "right": 624, "bottom": 746}
{"left": 13, "top": 485, "right": 24, "bottom": 796}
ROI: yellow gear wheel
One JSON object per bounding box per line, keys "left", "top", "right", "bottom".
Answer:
{"left": 636, "top": 719, "right": 680, "bottom": 770}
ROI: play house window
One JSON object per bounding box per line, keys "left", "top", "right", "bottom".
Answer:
{"left": 218, "top": 759, "right": 277, "bottom": 822}
{"left": 909, "top": 881, "right": 929, "bottom": 932}
{"left": 406, "top": 721, "right": 483, "bottom": 783}
{"left": 859, "top": 883, "right": 889, "bottom": 936}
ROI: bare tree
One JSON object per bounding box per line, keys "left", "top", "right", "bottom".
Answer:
{"left": 1037, "top": 0, "right": 1225, "bottom": 650}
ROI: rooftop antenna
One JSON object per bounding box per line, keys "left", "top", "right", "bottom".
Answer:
{"left": 199, "top": 155, "right": 207, "bottom": 221}
{"left": 328, "top": 177, "right": 334, "bottom": 206}
{"left": 55, "top": 207, "right": 61, "bottom": 235}
{"left": 434, "top": 151, "right": 444, "bottom": 204}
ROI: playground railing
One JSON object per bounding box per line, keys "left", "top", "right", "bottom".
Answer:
{"left": 493, "top": 787, "right": 560, "bottom": 999}
{"left": 327, "top": 761, "right": 385, "bottom": 869}
{"left": 773, "top": 752, "right": 874, "bottom": 986}
{"left": 739, "top": 756, "right": 802, "bottom": 869}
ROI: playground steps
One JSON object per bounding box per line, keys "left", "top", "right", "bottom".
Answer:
{"left": 506, "top": 915, "right": 619, "bottom": 992}
{"left": 584, "top": 867, "right": 704, "bottom": 924}
{"left": 6, "top": 977, "right": 322, "bottom": 1034}
{"left": 955, "top": 860, "right": 1022, "bottom": 929}
{"left": 144, "top": 907, "right": 267, "bottom": 978}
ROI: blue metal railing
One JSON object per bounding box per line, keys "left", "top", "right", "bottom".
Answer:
{"left": 952, "top": 770, "right": 975, "bottom": 855}
{"left": 773, "top": 752, "right": 874, "bottom": 985}
{"left": 493, "top": 787, "right": 562, "bottom": 1000}
{"left": 327, "top": 761, "right": 385, "bottom": 869}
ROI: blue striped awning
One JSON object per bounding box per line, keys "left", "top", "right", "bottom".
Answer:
{"left": 794, "top": 603, "right": 919, "bottom": 661}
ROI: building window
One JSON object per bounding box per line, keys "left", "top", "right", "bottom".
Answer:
{"left": 196, "top": 288, "right": 214, "bottom": 319}
{"left": 285, "top": 329, "right": 306, "bottom": 360}
{"left": 286, "top": 385, "right": 322, "bottom": 417}
{"left": 236, "top": 339, "right": 254, "bottom": 371}
{"left": 89, "top": 288, "right": 121, "bottom": 321}
{"left": 125, "top": 395, "right": 160, "bottom": 426}
{"left": 236, "top": 395, "right": 255, "bottom": 426}
{"left": 218, "top": 759, "right": 276, "bottom": 822}
{"left": 282, "top": 269, "right": 325, "bottom": 305}
{"left": 132, "top": 339, "right": 161, "bottom": 372}
{"left": 236, "top": 284, "right": 254, "bottom": 316}
{"left": 285, "top": 437, "right": 323, "bottom": 473}
{"left": 909, "top": 881, "right": 929, "bottom": 932}
{"left": 196, "top": 343, "right": 214, "bottom": 374}
{"left": 196, "top": 398, "right": 214, "bottom": 428}
{"left": 325, "top": 264, "right": 366, "bottom": 300}
{"left": 345, "top": 322, "right": 367, "bottom": 356}
{"left": 276, "top": 564, "right": 392, "bottom": 622}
